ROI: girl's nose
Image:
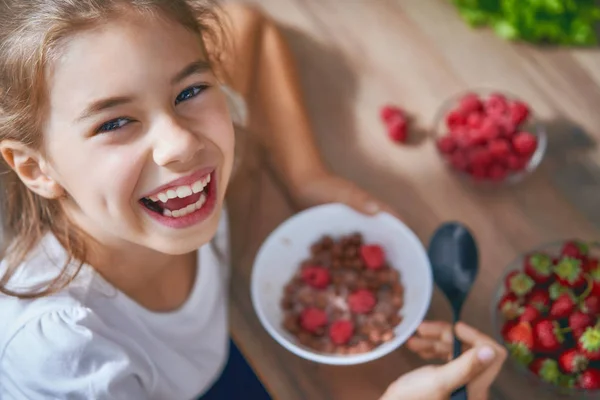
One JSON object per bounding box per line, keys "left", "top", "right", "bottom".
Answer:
{"left": 152, "top": 116, "right": 205, "bottom": 167}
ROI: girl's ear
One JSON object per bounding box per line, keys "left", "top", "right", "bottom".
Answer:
{"left": 0, "top": 140, "right": 65, "bottom": 199}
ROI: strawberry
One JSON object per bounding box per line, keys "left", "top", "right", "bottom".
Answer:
{"left": 512, "top": 132, "right": 537, "bottom": 156}
{"left": 529, "top": 358, "right": 561, "bottom": 385}
{"left": 527, "top": 289, "right": 551, "bottom": 312}
{"left": 578, "top": 326, "right": 600, "bottom": 361}
{"left": 301, "top": 266, "right": 331, "bottom": 289}
{"left": 329, "top": 320, "right": 354, "bottom": 345}
{"left": 558, "top": 349, "right": 589, "bottom": 374}
{"left": 584, "top": 257, "right": 599, "bottom": 273}
{"left": 569, "top": 311, "right": 595, "bottom": 340}
{"left": 359, "top": 245, "right": 385, "bottom": 270}
{"left": 555, "top": 257, "right": 586, "bottom": 288}
{"left": 577, "top": 369, "right": 600, "bottom": 390}
{"left": 300, "top": 308, "right": 328, "bottom": 333}
{"left": 581, "top": 295, "right": 600, "bottom": 316}
{"left": 348, "top": 289, "right": 377, "bottom": 314}
{"left": 505, "top": 271, "right": 535, "bottom": 297}
{"left": 498, "top": 293, "right": 522, "bottom": 320}
{"left": 437, "top": 135, "right": 457, "bottom": 154}
{"left": 550, "top": 293, "right": 576, "bottom": 319}
{"left": 387, "top": 115, "right": 408, "bottom": 143}
{"left": 485, "top": 93, "right": 509, "bottom": 116}
{"left": 519, "top": 305, "right": 541, "bottom": 323}
{"left": 549, "top": 282, "right": 575, "bottom": 301}
{"left": 524, "top": 253, "right": 553, "bottom": 284}
{"left": 534, "top": 319, "right": 565, "bottom": 353}
{"left": 459, "top": 93, "right": 483, "bottom": 114}
{"left": 446, "top": 110, "right": 466, "bottom": 130}
{"left": 509, "top": 101, "right": 530, "bottom": 126}
{"left": 380, "top": 104, "right": 403, "bottom": 123}
{"left": 590, "top": 265, "right": 600, "bottom": 297}
{"left": 561, "top": 240, "right": 589, "bottom": 260}
{"left": 501, "top": 320, "right": 517, "bottom": 338}
{"left": 504, "top": 321, "right": 534, "bottom": 365}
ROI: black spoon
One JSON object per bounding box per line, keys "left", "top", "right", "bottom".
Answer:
{"left": 428, "top": 222, "right": 479, "bottom": 400}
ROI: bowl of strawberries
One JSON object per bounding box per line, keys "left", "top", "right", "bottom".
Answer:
{"left": 492, "top": 240, "right": 600, "bottom": 396}
{"left": 434, "top": 89, "right": 547, "bottom": 184}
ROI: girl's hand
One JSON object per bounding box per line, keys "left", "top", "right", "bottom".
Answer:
{"left": 381, "top": 322, "right": 507, "bottom": 400}
{"left": 289, "top": 169, "right": 397, "bottom": 217}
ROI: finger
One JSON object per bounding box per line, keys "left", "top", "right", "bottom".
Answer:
{"left": 407, "top": 337, "right": 453, "bottom": 359}
{"left": 436, "top": 345, "right": 497, "bottom": 393}
{"left": 455, "top": 322, "right": 505, "bottom": 355}
{"left": 417, "top": 321, "right": 454, "bottom": 343}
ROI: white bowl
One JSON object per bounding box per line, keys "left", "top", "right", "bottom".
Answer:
{"left": 250, "top": 203, "right": 433, "bottom": 365}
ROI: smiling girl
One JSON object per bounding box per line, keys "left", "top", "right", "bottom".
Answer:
{"left": 0, "top": 1, "right": 504, "bottom": 399}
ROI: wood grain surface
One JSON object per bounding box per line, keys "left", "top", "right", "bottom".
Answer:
{"left": 225, "top": 1, "right": 600, "bottom": 399}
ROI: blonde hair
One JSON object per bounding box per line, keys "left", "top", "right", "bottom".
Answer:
{"left": 0, "top": 0, "right": 225, "bottom": 299}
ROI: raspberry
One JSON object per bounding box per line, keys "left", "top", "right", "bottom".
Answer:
{"left": 459, "top": 93, "right": 483, "bottom": 114}
{"left": 360, "top": 244, "right": 385, "bottom": 270}
{"left": 387, "top": 115, "right": 408, "bottom": 143}
{"left": 507, "top": 154, "right": 528, "bottom": 171}
{"left": 300, "top": 308, "right": 328, "bottom": 333}
{"left": 485, "top": 93, "right": 509, "bottom": 116}
{"left": 446, "top": 110, "right": 466, "bottom": 130}
{"left": 348, "top": 289, "right": 377, "bottom": 314}
{"left": 450, "top": 151, "right": 468, "bottom": 171}
{"left": 488, "top": 163, "right": 508, "bottom": 181}
{"left": 509, "top": 101, "right": 530, "bottom": 125}
{"left": 512, "top": 132, "right": 537, "bottom": 156}
{"left": 329, "top": 320, "right": 354, "bottom": 345}
{"left": 436, "top": 135, "right": 457, "bottom": 154}
{"left": 470, "top": 166, "right": 488, "bottom": 181}
{"left": 466, "top": 129, "right": 487, "bottom": 147}
{"left": 488, "top": 139, "right": 511, "bottom": 162}
{"left": 380, "top": 104, "right": 403, "bottom": 123}
{"left": 466, "top": 112, "right": 484, "bottom": 129}
{"left": 468, "top": 147, "right": 493, "bottom": 169}
{"left": 480, "top": 118, "right": 501, "bottom": 140}
{"left": 301, "top": 266, "right": 331, "bottom": 289}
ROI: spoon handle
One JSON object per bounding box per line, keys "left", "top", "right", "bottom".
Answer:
{"left": 450, "top": 335, "right": 468, "bottom": 400}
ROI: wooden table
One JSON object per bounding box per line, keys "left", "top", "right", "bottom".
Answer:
{"left": 225, "top": 1, "right": 600, "bottom": 399}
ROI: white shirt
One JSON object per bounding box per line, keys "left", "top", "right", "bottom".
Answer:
{"left": 0, "top": 209, "right": 231, "bottom": 400}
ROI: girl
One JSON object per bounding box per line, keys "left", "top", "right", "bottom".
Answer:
{"left": 0, "top": 1, "right": 505, "bottom": 398}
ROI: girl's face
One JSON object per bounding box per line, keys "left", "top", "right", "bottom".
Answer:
{"left": 43, "top": 13, "right": 235, "bottom": 255}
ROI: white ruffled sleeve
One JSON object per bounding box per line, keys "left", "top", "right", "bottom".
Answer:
{"left": 0, "top": 306, "right": 147, "bottom": 400}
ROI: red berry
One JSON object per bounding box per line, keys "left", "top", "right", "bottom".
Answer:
{"left": 569, "top": 311, "right": 594, "bottom": 340}
{"left": 512, "top": 132, "right": 537, "bottom": 156}
{"left": 300, "top": 308, "right": 328, "bottom": 333}
{"left": 524, "top": 253, "right": 553, "bottom": 284}
{"left": 584, "top": 257, "right": 599, "bottom": 272}
{"left": 581, "top": 296, "right": 600, "bottom": 315}
{"left": 437, "top": 135, "right": 457, "bottom": 154}
{"left": 485, "top": 93, "right": 509, "bottom": 116}
{"left": 470, "top": 166, "right": 488, "bottom": 181}
{"left": 488, "top": 139, "right": 511, "bottom": 162}
{"left": 578, "top": 369, "right": 600, "bottom": 390}
{"left": 487, "top": 163, "right": 508, "bottom": 181}
{"left": 359, "top": 245, "right": 385, "bottom": 270}
{"left": 466, "top": 112, "right": 484, "bottom": 129}
{"left": 459, "top": 93, "right": 483, "bottom": 114}
{"left": 561, "top": 240, "right": 589, "bottom": 260}
{"left": 503, "top": 322, "right": 535, "bottom": 365}
{"left": 505, "top": 271, "right": 535, "bottom": 297}
{"left": 498, "top": 293, "right": 521, "bottom": 320}
{"left": 527, "top": 289, "right": 551, "bottom": 312}
{"left": 533, "top": 319, "right": 565, "bottom": 353}
{"left": 509, "top": 101, "right": 530, "bottom": 126}
{"left": 387, "top": 115, "right": 408, "bottom": 143}
{"left": 301, "top": 266, "right": 331, "bottom": 289}
{"left": 480, "top": 118, "right": 501, "bottom": 141}
{"left": 450, "top": 151, "right": 469, "bottom": 171}
{"left": 380, "top": 104, "right": 403, "bottom": 123}
{"left": 519, "top": 305, "right": 541, "bottom": 323}
{"left": 466, "top": 128, "right": 488, "bottom": 147}
{"left": 446, "top": 110, "right": 466, "bottom": 130}
{"left": 506, "top": 154, "right": 528, "bottom": 171}
{"left": 578, "top": 326, "right": 600, "bottom": 361}
{"left": 549, "top": 293, "right": 576, "bottom": 319}
{"left": 558, "top": 349, "right": 588, "bottom": 374}
{"left": 555, "top": 257, "right": 586, "bottom": 289}
{"left": 329, "top": 320, "right": 354, "bottom": 345}
{"left": 530, "top": 358, "right": 561, "bottom": 384}
{"left": 468, "top": 147, "right": 493, "bottom": 170}
{"left": 348, "top": 289, "right": 377, "bottom": 314}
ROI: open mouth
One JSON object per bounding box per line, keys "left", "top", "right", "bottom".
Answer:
{"left": 140, "top": 173, "right": 213, "bottom": 218}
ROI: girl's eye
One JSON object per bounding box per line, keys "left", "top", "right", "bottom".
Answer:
{"left": 175, "top": 85, "right": 208, "bottom": 105}
{"left": 96, "top": 117, "right": 131, "bottom": 134}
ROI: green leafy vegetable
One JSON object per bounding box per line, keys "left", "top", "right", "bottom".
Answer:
{"left": 452, "top": 0, "right": 600, "bottom": 46}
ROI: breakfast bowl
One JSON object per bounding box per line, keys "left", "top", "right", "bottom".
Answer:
{"left": 491, "top": 240, "right": 600, "bottom": 397}
{"left": 433, "top": 89, "right": 547, "bottom": 186}
{"left": 250, "top": 203, "right": 433, "bottom": 365}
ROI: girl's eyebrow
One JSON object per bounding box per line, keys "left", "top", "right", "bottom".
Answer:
{"left": 76, "top": 59, "right": 210, "bottom": 122}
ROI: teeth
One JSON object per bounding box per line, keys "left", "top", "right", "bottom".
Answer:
{"left": 150, "top": 175, "right": 211, "bottom": 204}
{"left": 162, "top": 193, "right": 207, "bottom": 218}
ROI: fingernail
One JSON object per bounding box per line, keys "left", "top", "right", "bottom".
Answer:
{"left": 365, "top": 202, "right": 379, "bottom": 214}
{"left": 477, "top": 346, "right": 495, "bottom": 363}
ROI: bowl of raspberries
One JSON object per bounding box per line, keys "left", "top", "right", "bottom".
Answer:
{"left": 434, "top": 89, "right": 547, "bottom": 184}
{"left": 250, "top": 203, "right": 433, "bottom": 365}
{"left": 493, "top": 240, "right": 600, "bottom": 396}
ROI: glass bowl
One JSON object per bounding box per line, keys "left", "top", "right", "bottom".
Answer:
{"left": 490, "top": 240, "right": 600, "bottom": 398}
{"left": 432, "top": 88, "right": 547, "bottom": 186}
